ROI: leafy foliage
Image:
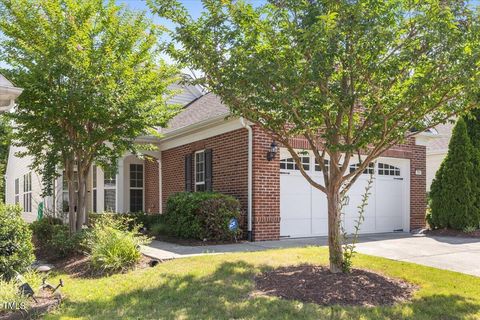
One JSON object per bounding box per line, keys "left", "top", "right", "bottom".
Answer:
{"left": 0, "top": 0, "right": 179, "bottom": 232}
{"left": 30, "top": 216, "right": 85, "bottom": 257}
{"left": 84, "top": 215, "right": 150, "bottom": 274}
{"left": 429, "top": 118, "right": 480, "bottom": 230}
{"left": 164, "top": 192, "right": 242, "bottom": 241}
{"left": 0, "top": 115, "right": 11, "bottom": 203}
{"left": 0, "top": 203, "right": 34, "bottom": 280}
{"left": 151, "top": 0, "right": 480, "bottom": 272}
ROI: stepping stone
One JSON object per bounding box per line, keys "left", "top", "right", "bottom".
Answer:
{"left": 36, "top": 264, "right": 55, "bottom": 273}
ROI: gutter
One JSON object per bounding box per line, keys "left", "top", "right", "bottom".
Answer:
{"left": 240, "top": 117, "right": 253, "bottom": 242}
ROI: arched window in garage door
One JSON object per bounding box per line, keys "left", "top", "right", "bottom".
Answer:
{"left": 378, "top": 163, "right": 401, "bottom": 176}
{"left": 349, "top": 162, "right": 375, "bottom": 174}
{"left": 280, "top": 155, "right": 310, "bottom": 170}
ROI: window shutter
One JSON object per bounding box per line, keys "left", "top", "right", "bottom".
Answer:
{"left": 185, "top": 154, "right": 192, "bottom": 192}
{"left": 205, "top": 149, "right": 213, "bottom": 191}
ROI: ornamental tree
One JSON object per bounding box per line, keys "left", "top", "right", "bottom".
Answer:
{"left": 151, "top": 0, "right": 480, "bottom": 272}
{"left": 0, "top": 0, "right": 179, "bottom": 233}
{"left": 429, "top": 118, "right": 480, "bottom": 230}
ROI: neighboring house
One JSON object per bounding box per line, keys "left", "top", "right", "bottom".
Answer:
{"left": 425, "top": 122, "right": 454, "bottom": 191}
{"left": 6, "top": 82, "right": 434, "bottom": 241}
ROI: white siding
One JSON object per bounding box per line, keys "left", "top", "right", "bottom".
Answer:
{"left": 5, "top": 145, "right": 54, "bottom": 221}
{"left": 167, "top": 83, "right": 203, "bottom": 106}
{"left": 426, "top": 152, "right": 447, "bottom": 192}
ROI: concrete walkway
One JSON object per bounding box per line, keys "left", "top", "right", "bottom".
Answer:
{"left": 142, "top": 232, "right": 480, "bottom": 277}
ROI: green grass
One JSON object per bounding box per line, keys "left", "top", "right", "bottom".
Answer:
{"left": 44, "top": 247, "right": 480, "bottom": 319}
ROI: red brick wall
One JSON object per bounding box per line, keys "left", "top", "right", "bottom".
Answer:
{"left": 160, "top": 125, "right": 427, "bottom": 240}
{"left": 144, "top": 157, "right": 160, "bottom": 214}
{"left": 161, "top": 129, "right": 249, "bottom": 226}
{"left": 410, "top": 141, "right": 427, "bottom": 230}
{"left": 252, "top": 126, "right": 281, "bottom": 240}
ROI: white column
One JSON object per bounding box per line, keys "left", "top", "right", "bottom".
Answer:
{"left": 116, "top": 157, "right": 125, "bottom": 213}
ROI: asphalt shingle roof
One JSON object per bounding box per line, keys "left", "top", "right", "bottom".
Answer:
{"left": 162, "top": 93, "right": 230, "bottom": 134}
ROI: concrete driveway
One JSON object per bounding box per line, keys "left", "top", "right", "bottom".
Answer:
{"left": 142, "top": 233, "right": 480, "bottom": 277}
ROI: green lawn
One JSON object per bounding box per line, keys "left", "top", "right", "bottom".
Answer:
{"left": 44, "top": 247, "right": 480, "bottom": 320}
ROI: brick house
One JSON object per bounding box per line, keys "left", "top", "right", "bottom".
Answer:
{"left": 6, "top": 83, "right": 431, "bottom": 240}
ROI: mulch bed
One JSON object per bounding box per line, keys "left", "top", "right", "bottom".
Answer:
{"left": 426, "top": 228, "right": 480, "bottom": 238}
{"left": 254, "top": 265, "right": 418, "bottom": 307}
{"left": 155, "top": 234, "right": 243, "bottom": 246}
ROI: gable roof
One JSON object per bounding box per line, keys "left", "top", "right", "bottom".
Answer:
{"left": 162, "top": 93, "right": 230, "bottom": 134}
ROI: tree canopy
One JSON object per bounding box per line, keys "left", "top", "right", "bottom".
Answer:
{"left": 150, "top": 0, "right": 480, "bottom": 272}
{"left": 0, "top": 0, "right": 179, "bottom": 232}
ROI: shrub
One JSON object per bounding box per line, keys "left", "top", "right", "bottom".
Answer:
{"left": 430, "top": 118, "right": 480, "bottom": 230}
{"left": 30, "top": 216, "right": 63, "bottom": 244}
{"left": 49, "top": 225, "right": 86, "bottom": 257}
{"left": 164, "top": 192, "right": 242, "bottom": 241}
{"left": 30, "top": 216, "right": 84, "bottom": 257}
{"left": 88, "top": 212, "right": 163, "bottom": 231}
{"left": 0, "top": 204, "right": 34, "bottom": 280}
{"left": 85, "top": 215, "right": 150, "bottom": 273}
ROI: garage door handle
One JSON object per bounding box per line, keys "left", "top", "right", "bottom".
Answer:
{"left": 280, "top": 172, "right": 290, "bottom": 175}
{"left": 394, "top": 177, "right": 403, "bottom": 180}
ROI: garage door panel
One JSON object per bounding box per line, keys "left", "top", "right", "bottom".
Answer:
{"left": 280, "top": 151, "right": 409, "bottom": 238}
{"left": 343, "top": 216, "right": 377, "bottom": 234}
{"left": 281, "top": 219, "right": 312, "bottom": 237}
{"left": 312, "top": 218, "right": 328, "bottom": 235}
{"left": 311, "top": 189, "right": 328, "bottom": 219}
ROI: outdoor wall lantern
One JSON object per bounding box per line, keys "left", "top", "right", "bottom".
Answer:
{"left": 266, "top": 141, "right": 278, "bottom": 161}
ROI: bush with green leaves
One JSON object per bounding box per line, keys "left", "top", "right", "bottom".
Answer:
{"left": 430, "top": 118, "right": 480, "bottom": 230}
{"left": 30, "top": 216, "right": 84, "bottom": 257}
{"left": 0, "top": 204, "right": 34, "bottom": 280}
{"left": 89, "top": 212, "right": 163, "bottom": 231}
{"left": 30, "top": 216, "right": 63, "bottom": 244}
{"left": 84, "top": 215, "right": 150, "bottom": 274}
{"left": 164, "top": 192, "right": 242, "bottom": 241}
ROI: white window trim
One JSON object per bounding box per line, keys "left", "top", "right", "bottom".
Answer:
{"left": 23, "top": 172, "right": 32, "bottom": 213}
{"left": 104, "top": 168, "right": 117, "bottom": 212}
{"left": 14, "top": 178, "right": 20, "bottom": 205}
{"left": 194, "top": 150, "right": 206, "bottom": 191}
{"left": 129, "top": 163, "right": 144, "bottom": 212}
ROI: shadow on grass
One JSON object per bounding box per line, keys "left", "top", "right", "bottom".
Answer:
{"left": 47, "top": 261, "right": 480, "bottom": 320}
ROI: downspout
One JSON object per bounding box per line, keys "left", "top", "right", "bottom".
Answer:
{"left": 240, "top": 117, "right": 253, "bottom": 241}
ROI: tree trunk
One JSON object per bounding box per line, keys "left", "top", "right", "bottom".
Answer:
{"left": 326, "top": 185, "right": 344, "bottom": 273}
{"left": 76, "top": 172, "right": 86, "bottom": 231}
{"left": 66, "top": 160, "right": 77, "bottom": 234}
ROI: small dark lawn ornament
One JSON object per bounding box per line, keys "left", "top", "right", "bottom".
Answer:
{"left": 15, "top": 273, "right": 37, "bottom": 303}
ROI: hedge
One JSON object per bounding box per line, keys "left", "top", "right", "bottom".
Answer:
{"left": 163, "top": 192, "right": 242, "bottom": 241}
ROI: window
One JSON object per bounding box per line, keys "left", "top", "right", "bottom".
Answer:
{"left": 315, "top": 159, "right": 330, "bottom": 172}
{"left": 92, "top": 165, "right": 97, "bottom": 212}
{"left": 14, "top": 178, "right": 19, "bottom": 204}
{"left": 23, "top": 172, "right": 32, "bottom": 213}
{"left": 349, "top": 162, "right": 375, "bottom": 174}
{"left": 195, "top": 151, "right": 206, "bottom": 191}
{"left": 378, "top": 163, "right": 401, "bottom": 176}
{"left": 129, "top": 164, "right": 144, "bottom": 212}
{"left": 280, "top": 155, "right": 310, "bottom": 171}
{"left": 104, "top": 168, "right": 116, "bottom": 212}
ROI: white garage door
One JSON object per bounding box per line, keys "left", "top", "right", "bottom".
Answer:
{"left": 280, "top": 150, "right": 409, "bottom": 238}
